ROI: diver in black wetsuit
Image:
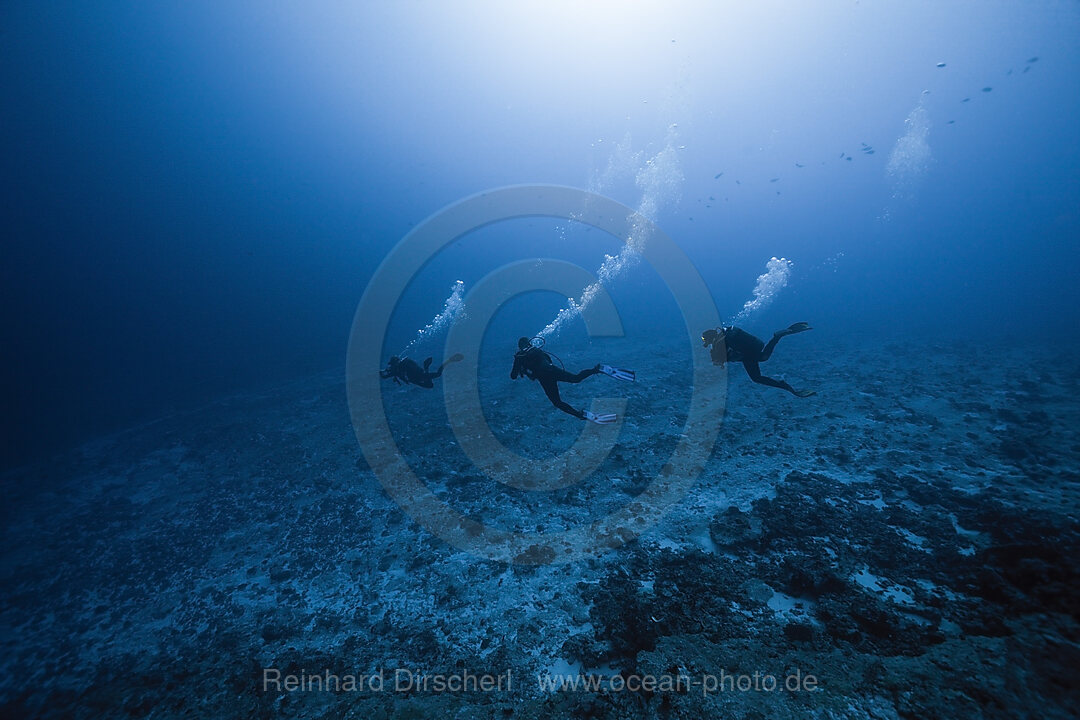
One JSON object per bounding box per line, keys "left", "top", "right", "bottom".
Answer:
{"left": 701, "top": 323, "right": 816, "bottom": 397}
{"left": 510, "top": 337, "right": 634, "bottom": 424}
{"left": 380, "top": 353, "right": 463, "bottom": 389}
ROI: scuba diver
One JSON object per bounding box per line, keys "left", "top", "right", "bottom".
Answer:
{"left": 701, "top": 322, "right": 816, "bottom": 397}
{"left": 510, "top": 337, "right": 635, "bottom": 424}
{"left": 380, "top": 353, "right": 464, "bottom": 389}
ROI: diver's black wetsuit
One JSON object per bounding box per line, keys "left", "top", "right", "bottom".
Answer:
{"left": 710, "top": 327, "right": 799, "bottom": 394}
{"left": 511, "top": 346, "right": 599, "bottom": 419}
{"left": 380, "top": 357, "right": 446, "bottom": 389}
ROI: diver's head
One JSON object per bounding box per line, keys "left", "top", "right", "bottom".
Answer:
{"left": 387, "top": 355, "right": 401, "bottom": 367}
{"left": 702, "top": 327, "right": 729, "bottom": 347}
{"left": 518, "top": 337, "right": 531, "bottom": 351}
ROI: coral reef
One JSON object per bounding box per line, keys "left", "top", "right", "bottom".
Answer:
{"left": 2, "top": 334, "right": 1077, "bottom": 718}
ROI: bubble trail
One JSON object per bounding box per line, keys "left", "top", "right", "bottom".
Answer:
{"left": 887, "top": 100, "right": 932, "bottom": 199}
{"left": 732, "top": 257, "right": 793, "bottom": 323}
{"left": 400, "top": 280, "right": 465, "bottom": 357}
{"left": 538, "top": 126, "right": 683, "bottom": 340}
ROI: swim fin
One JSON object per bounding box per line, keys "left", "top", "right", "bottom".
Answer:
{"left": 423, "top": 357, "right": 433, "bottom": 370}
{"left": 584, "top": 411, "right": 618, "bottom": 425}
{"left": 437, "top": 353, "right": 465, "bottom": 374}
{"left": 599, "top": 365, "right": 636, "bottom": 382}
{"left": 793, "top": 389, "right": 816, "bottom": 398}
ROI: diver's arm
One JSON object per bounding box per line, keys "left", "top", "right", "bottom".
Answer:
{"left": 511, "top": 356, "right": 522, "bottom": 380}
{"left": 709, "top": 344, "right": 726, "bottom": 367}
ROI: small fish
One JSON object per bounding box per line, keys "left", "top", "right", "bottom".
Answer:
{"left": 776, "top": 191, "right": 781, "bottom": 195}
{"left": 839, "top": 152, "right": 845, "bottom": 158}
{"left": 936, "top": 62, "right": 946, "bottom": 68}
{"left": 861, "top": 142, "right": 869, "bottom": 147}
{"left": 846, "top": 156, "right": 852, "bottom": 162}
{"left": 947, "top": 120, "right": 955, "bottom": 124}
{"left": 714, "top": 172, "right": 724, "bottom": 179}
{"left": 709, "top": 195, "right": 715, "bottom": 201}
{"left": 736, "top": 180, "right": 741, "bottom": 185}
{"left": 795, "top": 163, "right": 804, "bottom": 168}
{"left": 1023, "top": 65, "right": 1030, "bottom": 73}
{"left": 962, "top": 97, "right": 971, "bottom": 103}
{"left": 982, "top": 87, "right": 993, "bottom": 92}
{"left": 1028, "top": 56, "right": 1039, "bottom": 63}
{"left": 770, "top": 178, "right": 779, "bottom": 183}
{"left": 1007, "top": 69, "right": 1013, "bottom": 76}
{"left": 864, "top": 149, "right": 875, "bottom": 154}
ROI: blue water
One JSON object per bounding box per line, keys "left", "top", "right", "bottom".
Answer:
{"left": 2, "top": 2, "right": 1078, "bottom": 717}
{"left": 2, "top": 1, "right": 1077, "bottom": 468}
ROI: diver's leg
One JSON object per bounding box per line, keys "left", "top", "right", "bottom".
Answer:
{"left": 435, "top": 353, "right": 465, "bottom": 375}
{"left": 761, "top": 323, "right": 812, "bottom": 361}
{"left": 743, "top": 359, "right": 796, "bottom": 394}
{"left": 759, "top": 334, "right": 782, "bottom": 362}
{"left": 540, "top": 378, "right": 584, "bottom": 419}
{"left": 549, "top": 366, "right": 599, "bottom": 384}
{"left": 415, "top": 375, "right": 435, "bottom": 389}
{"left": 568, "top": 366, "right": 601, "bottom": 383}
